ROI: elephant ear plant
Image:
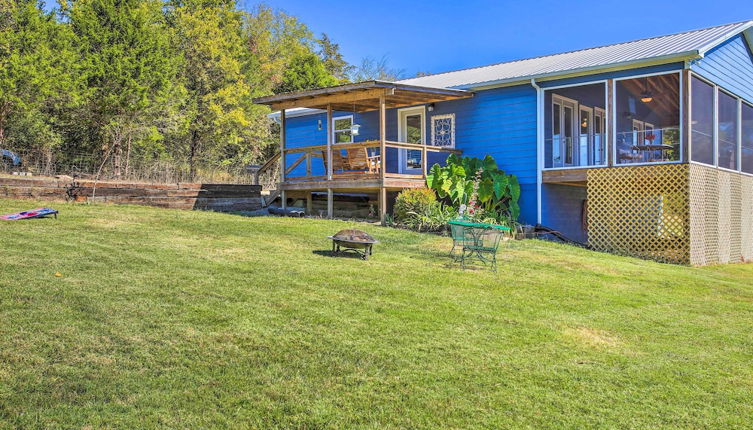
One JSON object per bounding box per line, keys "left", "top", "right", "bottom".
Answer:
{"left": 426, "top": 154, "right": 521, "bottom": 225}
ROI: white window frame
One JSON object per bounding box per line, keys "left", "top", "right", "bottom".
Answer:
{"left": 716, "top": 88, "right": 741, "bottom": 173}
{"left": 741, "top": 100, "right": 753, "bottom": 176}
{"left": 430, "top": 113, "right": 455, "bottom": 148}
{"left": 332, "top": 115, "right": 354, "bottom": 144}
{"left": 688, "top": 72, "right": 716, "bottom": 168}
{"left": 689, "top": 71, "right": 753, "bottom": 176}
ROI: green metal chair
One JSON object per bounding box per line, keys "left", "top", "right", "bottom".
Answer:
{"left": 449, "top": 221, "right": 472, "bottom": 259}
{"left": 461, "top": 227, "right": 507, "bottom": 271}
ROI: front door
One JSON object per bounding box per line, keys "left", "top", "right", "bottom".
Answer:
{"left": 398, "top": 106, "right": 425, "bottom": 174}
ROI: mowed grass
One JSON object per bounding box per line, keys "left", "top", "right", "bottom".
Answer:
{"left": 0, "top": 199, "right": 752, "bottom": 429}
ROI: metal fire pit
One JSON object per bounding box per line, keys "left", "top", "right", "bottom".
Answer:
{"left": 327, "top": 229, "right": 378, "bottom": 260}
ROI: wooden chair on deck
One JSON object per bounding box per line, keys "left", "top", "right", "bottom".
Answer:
{"left": 322, "top": 150, "right": 349, "bottom": 174}
{"left": 346, "top": 148, "right": 381, "bottom": 174}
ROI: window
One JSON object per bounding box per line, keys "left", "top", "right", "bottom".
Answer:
{"left": 691, "top": 77, "right": 715, "bottom": 165}
{"left": 615, "top": 73, "right": 680, "bottom": 164}
{"left": 743, "top": 103, "right": 753, "bottom": 174}
{"left": 431, "top": 114, "right": 455, "bottom": 148}
{"left": 333, "top": 116, "right": 353, "bottom": 143}
{"left": 717, "top": 91, "right": 739, "bottom": 170}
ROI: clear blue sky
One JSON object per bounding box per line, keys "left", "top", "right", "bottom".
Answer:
{"left": 247, "top": 0, "right": 753, "bottom": 78}
{"left": 43, "top": 0, "right": 753, "bottom": 78}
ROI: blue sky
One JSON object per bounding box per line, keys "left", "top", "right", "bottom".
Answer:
{"left": 251, "top": 0, "right": 753, "bottom": 78}
{"left": 43, "top": 0, "right": 753, "bottom": 78}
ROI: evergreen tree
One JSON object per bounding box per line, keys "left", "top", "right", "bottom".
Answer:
{"left": 0, "top": 0, "right": 78, "bottom": 157}
{"left": 66, "top": 0, "right": 180, "bottom": 177}
{"left": 317, "top": 33, "right": 352, "bottom": 83}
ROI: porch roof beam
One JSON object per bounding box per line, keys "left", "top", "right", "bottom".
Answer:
{"left": 254, "top": 80, "right": 472, "bottom": 112}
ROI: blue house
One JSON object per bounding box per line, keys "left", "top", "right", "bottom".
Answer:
{"left": 255, "top": 21, "right": 753, "bottom": 265}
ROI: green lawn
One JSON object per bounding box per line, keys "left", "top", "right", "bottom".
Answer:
{"left": 1, "top": 199, "right": 752, "bottom": 429}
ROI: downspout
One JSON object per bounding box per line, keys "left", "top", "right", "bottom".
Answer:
{"left": 531, "top": 78, "right": 543, "bottom": 225}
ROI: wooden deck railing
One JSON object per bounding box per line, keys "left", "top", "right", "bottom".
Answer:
{"left": 282, "top": 140, "right": 461, "bottom": 182}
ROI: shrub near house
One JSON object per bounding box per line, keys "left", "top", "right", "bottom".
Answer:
{"left": 426, "top": 154, "right": 520, "bottom": 226}
{"left": 395, "top": 154, "right": 521, "bottom": 232}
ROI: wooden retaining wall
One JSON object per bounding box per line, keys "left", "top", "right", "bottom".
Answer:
{"left": 0, "top": 175, "right": 263, "bottom": 212}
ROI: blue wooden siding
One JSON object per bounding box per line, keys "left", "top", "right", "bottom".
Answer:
{"left": 691, "top": 34, "right": 753, "bottom": 103}
{"left": 282, "top": 84, "right": 539, "bottom": 224}
{"left": 541, "top": 184, "right": 587, "bottom": 243}
{"left": 427, "top": 84, "right": 538, "bottom": 223}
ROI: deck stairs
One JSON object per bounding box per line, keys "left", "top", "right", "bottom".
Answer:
{"left": 254, "top": 152, "right": 281, "bottom": 208}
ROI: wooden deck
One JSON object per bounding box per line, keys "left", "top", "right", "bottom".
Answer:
{"left": 542, "top": 168, "right": 592, "bottom": 186}
{"left": 254, "top": 81, "right": 472, "bottom": 223}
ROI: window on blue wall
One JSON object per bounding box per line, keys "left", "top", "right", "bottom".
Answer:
{"left": 742, "top": 103, "right": 753, "bottom": 174}
{"left": 431, "top": 114, "right": 455, "bottom": 148}
{"left": 717, "top": 91, "right": 739, "bottom": 170}
{"left": 691, "top": 77, "right": 715, "bottom": 165}
{"left": 333, "top": 116, "right": 353, "bottom": 143}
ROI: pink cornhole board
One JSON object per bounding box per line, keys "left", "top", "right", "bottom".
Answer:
{"left": 1, "top": 208, "right": 58, "bottom": 220}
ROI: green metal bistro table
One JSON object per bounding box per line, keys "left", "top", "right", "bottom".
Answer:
{"left": 448, "top": 219, "right": 510, "bottom": 270}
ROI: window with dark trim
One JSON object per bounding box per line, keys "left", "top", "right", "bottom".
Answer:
{"left": 691, "top": 77, "right": 715, "bottom": 165}
{"left": 742, "top": 103, "right": 753, "bottom": 174}
{"left": 717, "top": 91, "right": 739, "bottom": 170}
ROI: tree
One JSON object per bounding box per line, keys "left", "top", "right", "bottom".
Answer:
{"left": 66, "top": 0, "right": 180, "bottom": 177}
{"left": 169, "top": 0, "right": 256, "bottom": 178}
{"left": 349, "top": 55, "right": 405, "bottom": 82}
{"left": 0, "top": 0, "right": 78, "bottom": 158}
{"left": 275, "top": 52, "right": 338, "bottom": 93}
{"left": 317, "top": 33, "right": 352, "bottom": 82}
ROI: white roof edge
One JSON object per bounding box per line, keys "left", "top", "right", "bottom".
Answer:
{"left": 697, "top": 20, "right": 753, "bottom": 55}
{"left": 457, "top": 51, "right": 701, "bottom": 90}
{"left": 267, "top": 107, "right": 324, "bottom": 121}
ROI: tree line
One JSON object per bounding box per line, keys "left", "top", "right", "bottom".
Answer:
{"left": 0, "top": 0, "right": 403, "bottom": 180}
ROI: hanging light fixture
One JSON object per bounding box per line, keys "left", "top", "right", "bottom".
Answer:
{"left": 640, "top": 78, "right": 653, "bottom": 103}
{"left": 350, "top": 101, "right": 361, "bottom": 136}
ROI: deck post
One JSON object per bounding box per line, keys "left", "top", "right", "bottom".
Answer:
{"left": 280, "top": 109, "right": 287, "bottom": 210}
{"left": 326, "top": 104, "right": 333, "bottom": 181}
{"left": 681, "top": 69, "right": 691, "bottom": 163}
{"left": 379, "top": 95, "right": 387, "bottom": 225}
{"left": 422, "top": 137, "right": 428, "bottom": 179}
{"left": 606, "top": 79, "right": 614, "bottom": 167}
{"left": 306, "top": 192, "right": 313, "bottom": 215}
{"left": 327, "top": 188, "right": 333, "bottom": 218}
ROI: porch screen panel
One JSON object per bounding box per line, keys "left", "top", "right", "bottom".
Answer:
{"left": 615, "top": 73, "right": 680, "bottom": 165}
{"left": 691, "top": 77, "right": 715, "bottom": 165}
{"left": 717, "top": 91, "right": 739, "bottom": 170}
{"left": 742, "top": 103, "right": 753, "bottom": 174}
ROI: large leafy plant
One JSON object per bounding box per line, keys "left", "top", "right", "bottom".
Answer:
{"left": 426, "top": 154, "right": 521, "bottom": 222}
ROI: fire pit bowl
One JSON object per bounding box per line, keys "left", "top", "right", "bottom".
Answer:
{"left": 327, "top": 229, "right": 378, "bottom": 260}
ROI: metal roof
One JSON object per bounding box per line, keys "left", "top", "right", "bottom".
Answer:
{"left": 399, "top": 21, "right": 753, "bottom": 89}
{"left": 253, "top": 80, "right": 471, "bottom": 112}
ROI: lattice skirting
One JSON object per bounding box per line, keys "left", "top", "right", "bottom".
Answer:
{"left": 587, "top": 164, "right": 690, "bottom": 264}
{"left": 689, "top": 164, "right": 753, "bottom": 265}
{"left": 586, "top": 164, "right": 753, "bottom": 265}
